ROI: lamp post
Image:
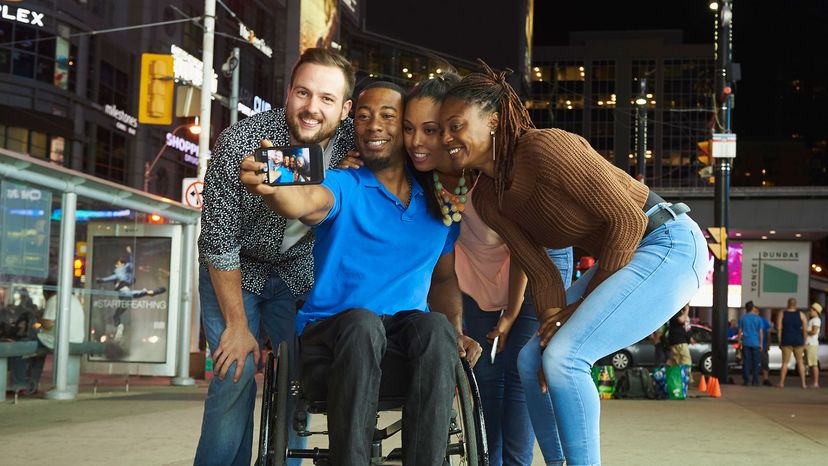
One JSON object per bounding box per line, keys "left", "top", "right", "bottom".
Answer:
{"left": 635, "top": 96, "right": 648, "bottom": 184}
{"left": 143, "top": 120, "right": 201, "bottom": 192}
{"left": 711, "top": 0, "right": 734, "bottom": 383}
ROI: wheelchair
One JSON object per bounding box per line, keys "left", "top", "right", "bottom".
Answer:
{"left": 257, "top": 341, "right": 489, "bottom": 465}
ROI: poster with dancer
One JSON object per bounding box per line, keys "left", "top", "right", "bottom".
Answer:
{"left": 88, "top": 236, "right": 171, "bottom": 363}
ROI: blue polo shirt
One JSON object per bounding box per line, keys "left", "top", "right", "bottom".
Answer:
{"left": 296, "top": 166, "right": 460, "bottom": 333}
{"left": 739, "top": 313, "right": 764, "bottom": 348}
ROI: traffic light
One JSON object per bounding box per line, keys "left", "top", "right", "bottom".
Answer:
{"left": 147, "top": 213, "right": 166, "bottom": 224}
{"left": 138, "top": 53, "right": 174, "bottom": 125}
{"left": 73, "top": 258, "right": 85, "bottom": 278}
{"left": 697, "top": 140, "right": 714, "bottom": 180}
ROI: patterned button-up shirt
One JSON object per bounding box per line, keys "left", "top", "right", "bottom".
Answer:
{"left": 198, "top": 108, "right": 355, "bottom": 296}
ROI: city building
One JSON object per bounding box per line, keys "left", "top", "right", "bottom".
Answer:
{"left": 0, "top": 0, "right": 282, "bottom": 199}
{"left": 530, "top": 30, "right": 714, "bottom": 188}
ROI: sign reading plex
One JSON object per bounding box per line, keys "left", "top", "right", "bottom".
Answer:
{"left": 0, "top": 3, "right": 46, "bottom": 28}
{"left": 741, "top": 241, "right": 811, "bottom": 308}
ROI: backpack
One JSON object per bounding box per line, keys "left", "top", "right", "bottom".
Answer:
{"left": 615, "top": 367, "right": 657, "bottom": 399}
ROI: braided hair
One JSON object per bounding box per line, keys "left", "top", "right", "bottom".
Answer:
{"left": 445, "top": 60, "right": 534, "bottom": 203}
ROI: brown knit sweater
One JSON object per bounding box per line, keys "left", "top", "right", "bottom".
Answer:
{"left": 473, "top": 128, "right": 650, "bottom": 312}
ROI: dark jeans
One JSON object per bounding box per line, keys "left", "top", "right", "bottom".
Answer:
{"left": 300, "top": 309, "right": 457, "bottom": 466}
{"left": 742, "top": 345, "right": 761, "bottom": 385}
{"left": 463, "top": 294, "right": 538, "bottom": 466}
{"left": 9, "top": 338, "right": 47, "bottom": 392}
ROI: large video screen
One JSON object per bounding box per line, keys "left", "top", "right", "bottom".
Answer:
{"left": 300, "top": 0, "right": 339, "bottom": 53}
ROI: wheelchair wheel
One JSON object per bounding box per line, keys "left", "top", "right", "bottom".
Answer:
{"left": 258, "top": 341, "right": 289, "bottom": 466}
{"left": 450, "top": 358, "right": 489, "bottom": 466}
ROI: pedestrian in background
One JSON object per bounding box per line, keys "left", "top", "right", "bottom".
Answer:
{"left": 759, "top": 307, "right": 774, "bottom": 386}
{"left": 805, "top": 303, "right": 822, "bottom": 388}
{"left": 668, "top": 304, "right": 693, "bottom": 383}
{"left": 776, "top": 297, "right": 808, "bottom": 389}
{"left": 738, "top": 301, "right": 763, "bottom": 386}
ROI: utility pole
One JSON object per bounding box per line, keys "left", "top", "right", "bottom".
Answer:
{"left": 712, "top": 0, "right": 734, "bottom": 383}
{"left": 197, "top": 0, "right": 216, "bottom": 182}
{"left": 223, "top": 47, "right": 240, "bottom": 126}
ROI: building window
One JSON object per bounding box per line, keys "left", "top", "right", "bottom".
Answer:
{"left": 0, "top": 22, "right": 76, "bottom": 89}
{"left": 0, "top": 125, "right": 65, "bottom": 162}
{"left": 97, "top": 60, "right": 130, "bottom": 110}
{"left": 661, "top": 59, "right": 715, "bottom": 187}
{"left": 589, "top": 60, "right": 615, "bottom": 162}
{"left": 95, "top": 127, "right": 127, "bottom": 183}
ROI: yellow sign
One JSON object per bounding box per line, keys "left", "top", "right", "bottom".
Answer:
{"left": 707, "top": 227, "right": 728, "bottom": 261}
{"left": 138, "top": 53, "right": 174, "bottom": 125}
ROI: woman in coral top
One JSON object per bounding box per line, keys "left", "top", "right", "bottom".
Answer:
{"left": 440, "top": 62, "right": 709, "bottom": 466}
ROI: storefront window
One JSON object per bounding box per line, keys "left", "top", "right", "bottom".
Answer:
{"left": 30, "top": 131, "right": 48, "bottom": 158}
{"left": 6, "top": 127, "right": 27, "bottom": 153}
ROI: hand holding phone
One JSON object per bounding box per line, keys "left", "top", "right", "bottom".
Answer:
{"left": 255, "top": 143, "right": 325, "bottom": 186}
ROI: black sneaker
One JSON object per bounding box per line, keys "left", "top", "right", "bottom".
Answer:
{"left": 762, "top": 380, "right": 773, "bottom": 386}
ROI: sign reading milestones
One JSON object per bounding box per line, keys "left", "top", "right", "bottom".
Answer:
{"left": 0, "top": 2, "right": 46, "bottom": 28}
{"left": 238, "top": 22, "right": 273, "bottom": 58}
{"left": 105, "top": 104, "right": 138, "bottom": 135}
{"left": 741, "top": 241, "right": 811, "bottom": 308}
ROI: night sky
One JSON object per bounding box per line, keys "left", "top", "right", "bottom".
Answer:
{"left": 533, "top": 0, "right": 828, "bottom": 145}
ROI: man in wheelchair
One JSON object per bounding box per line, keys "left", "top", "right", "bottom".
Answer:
{"left": 241, "top": 81, "right": 483, "bottom": 465}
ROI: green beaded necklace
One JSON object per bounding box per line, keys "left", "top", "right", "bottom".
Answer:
{"left": 433, "top": 170, "right": 469, "bottom": 226}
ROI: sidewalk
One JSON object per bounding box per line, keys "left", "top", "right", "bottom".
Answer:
{"left": 1, "top": 372, "right": 827, "bottom": 465}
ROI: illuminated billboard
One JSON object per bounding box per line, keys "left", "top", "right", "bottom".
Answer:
{"left": 300, "top": 0, "right": 339, "bottom": 53}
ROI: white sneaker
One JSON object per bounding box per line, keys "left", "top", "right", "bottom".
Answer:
{"left": 114, "top": 323, "right": 124, "bottom": 342}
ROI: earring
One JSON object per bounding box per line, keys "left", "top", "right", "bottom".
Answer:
{"left": 490, "top": 130, "right": 496, "bottom": 161}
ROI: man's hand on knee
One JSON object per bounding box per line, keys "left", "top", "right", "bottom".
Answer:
{"left": 213, "top": 326, "right": 260, "bottom": 382}
{"left": 458, "top": 335, "right": 482, "bottom": 367}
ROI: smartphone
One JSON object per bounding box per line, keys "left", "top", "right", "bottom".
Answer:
{"left": 255, "top": 144, "right": 324, "bottom": 186}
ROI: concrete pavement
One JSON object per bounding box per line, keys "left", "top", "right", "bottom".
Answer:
{"left": 1, "top": 371, "right": 827, "bottom": 465}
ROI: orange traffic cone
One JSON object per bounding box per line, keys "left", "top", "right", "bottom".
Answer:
{"left": 698, "top": 374, "right": 708, "bottom": 392}
{"left": 708, "top": 377, "right": 722, "bottom": 398}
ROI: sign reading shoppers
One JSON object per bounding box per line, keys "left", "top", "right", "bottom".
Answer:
{"left": 741, "top": 241, "right": 811, "bottom": 308}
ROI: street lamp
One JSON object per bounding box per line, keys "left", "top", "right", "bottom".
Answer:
{"left": 143, "top": 117, "right": 201, "bottom": 192}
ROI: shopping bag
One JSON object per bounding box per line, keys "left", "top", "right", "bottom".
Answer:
{"left": 591, "top": 365, "right": 616, "bottom": 399}
{"left": 666, "top": 364, "right": 690, "bottom": 400}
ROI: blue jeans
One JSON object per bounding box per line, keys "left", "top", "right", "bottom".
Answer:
{"left": 194, "top": 267, "right": 306, "bottom": 466}
{"left": 742, "top": 346, "right": 761, "bottom": 385}
{"left": 517, "top": 210, "right": 708, "bottom": 466}
{"left": 462, "top": 248, "right": 572, "bottom": 466}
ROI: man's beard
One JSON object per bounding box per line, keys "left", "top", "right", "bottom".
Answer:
{"left": 288, "top": 111, "right": 340, "bottom": 145}
{"left": 361, "top": 153, "right": 393, "bottom": 171}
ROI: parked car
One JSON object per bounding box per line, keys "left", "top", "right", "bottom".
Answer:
{"left": 766, "top": 331, "right": 828, "bottom": 370}
{"left": 600, "top": 324, "right": 739, "bottom": 375}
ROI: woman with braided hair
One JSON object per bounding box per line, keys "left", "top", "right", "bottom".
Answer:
{"left": 440, "top": 61, "right": 709, "bottom": 465}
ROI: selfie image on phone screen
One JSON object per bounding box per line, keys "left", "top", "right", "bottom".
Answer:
{"left": 258, "top": 145, "right": 324, "bottom": 186}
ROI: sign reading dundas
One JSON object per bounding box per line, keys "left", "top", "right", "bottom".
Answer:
{"left": 0, "top": 3, "right": 46, "bottom": 27}
{"left": 741, "top": 241, "right": 811, "bottom": 308}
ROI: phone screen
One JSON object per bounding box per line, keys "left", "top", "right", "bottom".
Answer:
{"left": 257, "top": 145, "right": 324, "bottom": 186}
